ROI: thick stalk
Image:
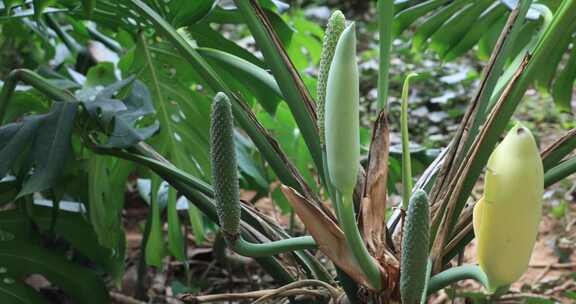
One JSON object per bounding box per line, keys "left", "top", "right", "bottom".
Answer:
{"left": 427, "top": 265, "right": 488, "bottom": 294}
{"left": 232, "top": 236, "right": 316, "bottom": 257}
{"left": 337, "top": 192, "right": 382, "bottom": 290}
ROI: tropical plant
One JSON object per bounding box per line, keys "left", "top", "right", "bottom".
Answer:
{"left": 0, "top": 0, "right": 575, "bottom": 303}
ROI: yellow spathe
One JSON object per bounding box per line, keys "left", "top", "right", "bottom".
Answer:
{"left": 473, "top": 123, "right": 544, "bottom": 290}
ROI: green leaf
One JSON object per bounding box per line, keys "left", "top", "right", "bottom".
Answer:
{"left": 85, "top": 62, "right": 118, "bottom": 87}
{"left": 32, "top": 0, "right": 50, "bottom": 20}
{"left": 257, "top": 103, "right": 319, "bottom": 198}
{"left": 88, "top": 154, "right": 131, "bottom": 255}
{"left": 169, "top": 0, "right": 216, "bottom": 27}
{"left": 476, "top": 14, "right": 507, "bottom": 60}
{"left": 412, "top": 0, "right": 468, "bottom": 51}
{"left": 198, "top": 47, "right": 282, "bottom": 114}
{"left": 552, "top": 36, "right": 576, "bottom": 112}
{"left": 0, "top": 240, "right": 110, "bottom": 304}
{"left": 0, "top": 206, "right": 124, "bottom": 281}
{"left": 234, "top": 131, "right": 269, "bottom": 189}
{"left": 187, "top": 24, "right": 265, "bottom": 68}
{"left": 82, "top": 78, "right": 160, "bottom": 148}
{"left": 167, "top": 187, "right": 186, "bottom": 261}
{"left": 534, "top": 23, "right": 574, "bottom": 91}
{"left": 235, "top": 0, "right": 324, "bottom": 179}
{"left": 19, "top": 102, "right": 78, "bottom": 197}
{"left": 1, "top": 90, "right": 49, "bottom": 124}
{"left": 81, "top": 0, "right": 95, "bottom": 17}
{"left": 444, "top": 3, "right": 508, "bottom": 61}
{"left": 429, "top": 0, "right": 494, "bottom": 58}
{"left": 393, "top": 0, "right": 451, "bottom": 37}
{"left": 0, "top": 120, "right": 40, "bottom": 179}
{"left": 0, "top": 277, "right": 50, "bottom": 304}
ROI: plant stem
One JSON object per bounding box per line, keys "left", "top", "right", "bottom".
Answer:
{"left": 401, "top": 73, "right": 417, "bottom": 210}
{"left": 97, "top": 146, "right": 318, "bottom": 257}
{"left": 377, "top": 0, "right": 394, "bottom": 111}
{"left": 545, "top": 155, "right": 576, "bottom": 187}
{"left": 337, "top": 191, "right": 381, "bottom": 290}
{"left": 232, "top": 236, "right": 316, "bottom": 258}
{"left": 0, "top": 69, "right": 76, "bottom": 122}
{"left": 427, "top": 264, "right": 488, "bottom": 294}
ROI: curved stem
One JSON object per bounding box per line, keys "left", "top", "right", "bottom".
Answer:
{"left": 337, "top": 192, "right": 382, "bottom": 290}
{"left": 232, "top": 236, "right": 316, "bottom": 258}
{"left": 401, "top": 73, "right": 417, "bottom": 210}
{"left": 427, "top": 264, "right": 488, "bottom": 295}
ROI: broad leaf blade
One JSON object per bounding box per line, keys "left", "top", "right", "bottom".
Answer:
{"left": 19, "top": 102, "right": 78, "bottom": 197}
{"left": 0, "top": 240, "right": 110, "bottom": 304}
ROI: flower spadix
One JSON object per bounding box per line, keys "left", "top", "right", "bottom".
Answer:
{"left": 324, "top": 22, "right": 359, "bottom": 196}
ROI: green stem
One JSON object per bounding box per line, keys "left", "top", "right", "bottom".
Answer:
{"left": 98, "top": 147, "right": 214, "bottom": 197}
{"left": 45, "top": 14, "right": 81, "bottom": 54}
{"left": 545, "top": 155, "right": 576, "bottom": 187}
{"left": 0, "top": 69, "right": 75, "bottom": 122}
{"left": 93, "top": 147, "right": 318, "bottom": 257}
{"left": 401, "top": 73, "right": 417, "bottom": 210}
{"left": 377, "top": 0, "right": 394, "bottom": 111}
{"left": 86, "top": 26, "right": 122, "bottom": 53}
{"left": 427, "top": 264, "right": 488, "bottom": 294}
{"left": 337, "top": 191, "right": 382, "bottom": 290}
{"left": 232, "top": 236, "right": 316, "bottom": 258}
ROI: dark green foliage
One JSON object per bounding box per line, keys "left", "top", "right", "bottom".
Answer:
{"left": 0, "top": 205, "right": 118, "bottom": 303}
{"left": 0, "top": 102, "right": 77, "bottom": 197}
{"left": 82, "top": 77, "right": 160, "bottom": 148}
{"left": 401, "top": 189, "right": 430, "bottom": 304}
{"left": 210, "top": 92, "right": 241, "bottom": 240}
